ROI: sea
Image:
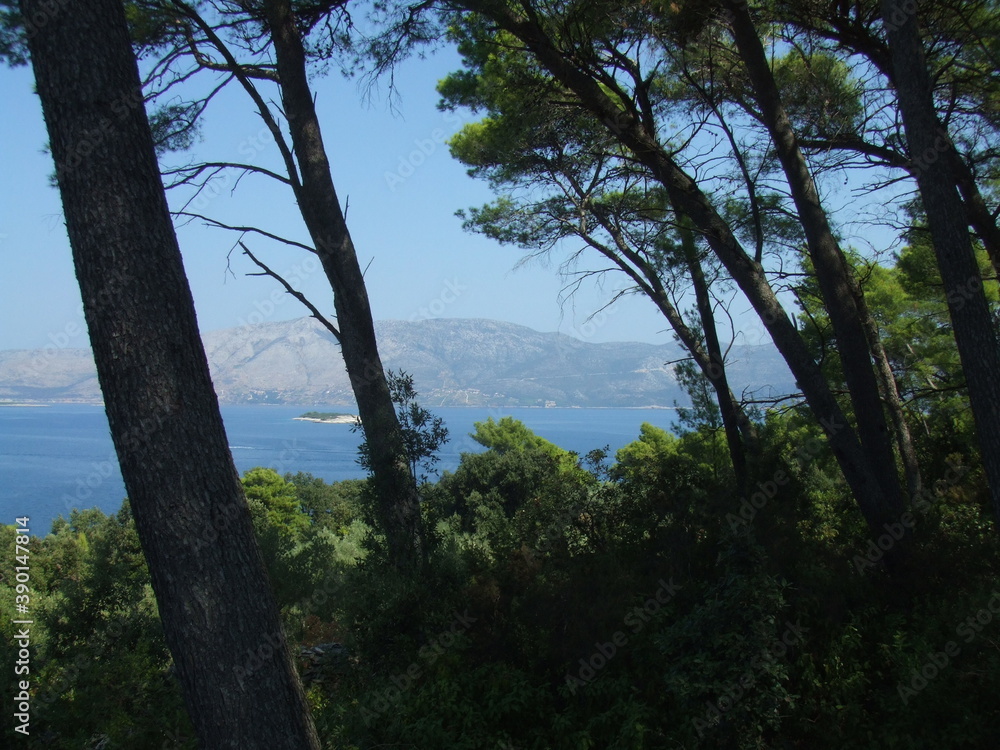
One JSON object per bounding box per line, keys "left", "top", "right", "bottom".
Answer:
{"left": 1, "top": 404, "right": 678, "bottom": 536}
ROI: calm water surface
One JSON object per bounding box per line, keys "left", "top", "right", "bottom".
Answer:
{"left": 0, "top": 404, "right": 677, "bottom": 535}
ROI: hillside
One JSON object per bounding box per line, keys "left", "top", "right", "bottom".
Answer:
{"left": 0, "top": 317, "right": 793, "bottom": 407}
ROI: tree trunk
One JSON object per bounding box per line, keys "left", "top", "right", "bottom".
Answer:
{"left": 678, "top": 218, "right": 756, "bottom": 494}
{"left": 21, "top": 0, "right": 321, "bottom": 747}
{"left": 858, "top": 292, "right": 924, "bottom": 499}
{"left": 881, "top": 0, "right": 1000, "bottom": 528}
{"left": 953, "top": 155, "right": 1000, "bottom": 281}
{"left": 637, "top": 260, "right": 756, "bottom": 488}
{"left": 586, "top": 203, "right": 757, "bottom": 490}
{"left": 792, "top": 8, "right": 1000, "bottom": 281}
{"left": 469, "top": 3, "right": 899, "bottom": 538}
{"left": 725, "top": 0, "right": 905, "bottom": 519}
{"left": 263, "top": 0, "right": 423, "bottom": 567}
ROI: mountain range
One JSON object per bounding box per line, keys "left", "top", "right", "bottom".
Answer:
{"left": 0, "top": 317, "right": 794, "bottom": 407}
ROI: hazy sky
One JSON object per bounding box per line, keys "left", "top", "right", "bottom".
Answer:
{"left": 1, "top": 46, "right": 729, "bottom": 352}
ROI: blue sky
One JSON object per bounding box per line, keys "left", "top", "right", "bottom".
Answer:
{"left": 1, "top": 46, "right": 715, "bottom": 353}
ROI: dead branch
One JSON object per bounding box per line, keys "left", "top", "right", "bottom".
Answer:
{"left": 239, "top": 242, "right": 341, "bottom": 343}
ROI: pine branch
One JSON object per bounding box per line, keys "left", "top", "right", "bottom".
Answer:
{"left": 239, "top": 242, "right": 341, "bottom": 343}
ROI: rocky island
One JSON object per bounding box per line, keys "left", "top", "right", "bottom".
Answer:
{"left": 293, "top": 411, "right": 357, "bottom": 424}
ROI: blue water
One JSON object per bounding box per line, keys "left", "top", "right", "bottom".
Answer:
{"left": 0, "top": 404, "right": 678, "bottom": 536}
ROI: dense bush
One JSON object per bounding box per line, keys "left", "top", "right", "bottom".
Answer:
{"left": 3, "top": 414, "right": 999, "bottom": 748}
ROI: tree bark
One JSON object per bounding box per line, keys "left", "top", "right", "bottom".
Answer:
{"left": 21, "top": 0, "right": 321, "bottom": 746}
{"left": 777, "top": 5, "right": 1000, "bottom": 281}
{"left": 635, "top": 254, "right": 757, "bottom": 482}
{"left": 584, "top": 199, "right": 757, "bottom": 489}
{"left": 858, "top": 291, "right": 924, "bottom": 499}
{"left": 725, "top": 0, "right": 905, "bottom": 519}
{"left": 465, "top": 1, "right": 899, "bottom": 537}
{"left": 677, "top": 217, "right": 756, "bottom": 494}
{"left": 263, "top": 0, "right": 423, "bottom": 567}
{"left": 953, "top": 156, "right": 1000, "bottom": 281}
{"left": 880, "top": 0, "right": 1000, "bottom": 528}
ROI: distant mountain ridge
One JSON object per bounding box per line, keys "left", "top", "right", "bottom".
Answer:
{"left": 0, "top": 317, "right": 794, "bottom": 407}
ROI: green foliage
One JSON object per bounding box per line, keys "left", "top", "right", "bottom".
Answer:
{"left": 424, "top": 417, "right": 596, "bottom": 561}
{"left": 613, "top": 422, "right": 679, "bottom": 482}
{"left": 243, "top": 466, "right": 310, "bottom": 540}
{"left": 612, "top": 421, "right": 732, "bottom": 546}
{"left": 771, "top": 49, "right": 863, "bottom": 140}
{"left": 471, "top": 416, "right": 580, "bottom": 472}
{"left": 355, "top": 369, "right": 449, "bottom": 483}
{"left": 0, "top": 2, "right": 27, "bottom": 66}
{"left": 2, "top": 505, "right": 194, "bottom": 749}
{"left": 241, "top": 468, "right": 367, "bottom": 616}
{"left": 286, "top": 472, "right": 365, "bottom": 533}
{"left": 8, "top": 407, "right": 1000, "bottom": 747}
{"left": 656, "top": 541, "right": 797, "bottom": 749}
{"left": 148, "top": 101, "right": 202, "bottom": 155}
{"left": 673, "top": 357, "right": 724, "bottom": 434}
{"left": 795, "top": 234, "right": 998, "bottom": 485}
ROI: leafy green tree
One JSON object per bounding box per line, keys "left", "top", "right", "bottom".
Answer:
{"left": 244, "top": 467, "right": 311, "bottom": 541}
{"left": 286, "top": 473, "right": 366, "bottom": 534}
{"left": 724, "top": 0, "right": 905, "bottom": 527}
{"left": 884, "top": 238, "right": 995, "bottom": 473}
{"left": 242, "top": 468, "right": 312, "bottom": 601}
{"left": 442, "top": 34, "right": 758, "bottom": 493}
{"left": 30, "top": 507, "right": 192, "bottom": 749}
{"left": 470, "top": 416, "right": 575, "bottom": 468}
{"left": 356, "top": 370, "right": 449, "bottom": 484}
{"left": 425, "top": 417, "right": 593, "bottom": 552}
{"left": 432, "top": 444, "right": 569, "bottom": 530}
{"left": 612, "top": 421, "right": 725, "bottom": 526}
{"left": 771, "top": 0, "right": 1000, "bottom": 270}
{"left": 240, "top": 468, "right": 367, "bottom": 620}
{"left": 613, "top": 422, "right": 681, "bottom": 484}
{"left": 435, "top": 0, "right": 904, "bottom": 543}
